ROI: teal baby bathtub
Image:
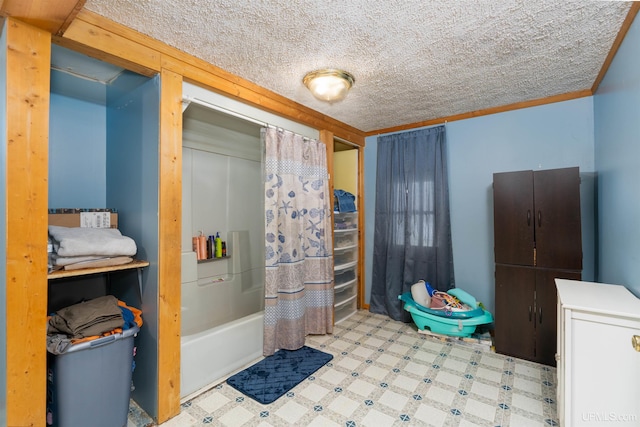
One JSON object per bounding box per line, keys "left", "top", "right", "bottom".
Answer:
{"left": 398, "top": 292, "right": 493, "bottom": 337}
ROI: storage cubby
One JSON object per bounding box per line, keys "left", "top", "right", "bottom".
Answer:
{"left": 48, "top": 44, "right": 160, "bottom": 417}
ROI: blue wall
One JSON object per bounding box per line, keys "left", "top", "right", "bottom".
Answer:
{"left": 49, "top": 92, "right": 107, "bottom": 208}
{"left": 594, "top": 15, "right": 640, "bottom": 297}
{"left": 365, "top": 97, "right": 596, "bottom": 314}
{"left": 106, "top": 74, "right": 160, "bottom": 418}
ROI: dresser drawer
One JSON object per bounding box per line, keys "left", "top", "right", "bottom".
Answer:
{"left": 334, "top": 212, "right": 358, "bottom": 230}
{"left": 334, "top": 246, "right": 357, "bottom": 268}
{"left": 334, "top": 229, "right": 357, "bottom": 249}
{"left": 334, "top": 263, "right": 356, "bottom": 287}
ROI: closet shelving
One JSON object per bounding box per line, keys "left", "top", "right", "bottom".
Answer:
{"left": 47, "top": 260, "right": 150, "bottom": 280}
{"left": 333, "top": 212, "right": 358, "bottom": 323}
{"left": 47, "top": 260, "right": 150, "bottom": 313}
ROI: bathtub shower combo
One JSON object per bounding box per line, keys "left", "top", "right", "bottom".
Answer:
{"left": 180, "top": 84, "right": 320, "bottom": 399}
{"left": 180, "top": 98, "right": 265, "bottom": 398}
{"left": 180, "top": 231, "right": 264, "bottom": 398}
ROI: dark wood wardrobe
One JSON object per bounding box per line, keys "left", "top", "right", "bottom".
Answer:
{"left": 493, "top": 167, "right": 582, "bottom": 366}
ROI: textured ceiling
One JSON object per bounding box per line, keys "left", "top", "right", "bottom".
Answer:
{"left": 83, "top": 0, "right": 632, "bottom": 133}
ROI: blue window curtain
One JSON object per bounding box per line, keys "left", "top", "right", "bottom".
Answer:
{"left": 370, "top": 125, "right": 455, "bottom": 322}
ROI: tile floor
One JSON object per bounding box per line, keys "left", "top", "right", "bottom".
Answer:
{"left": 128, "top": 310, "right": 558, "bottom": 426}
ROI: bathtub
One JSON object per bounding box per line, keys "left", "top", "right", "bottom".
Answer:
{"left": 180, "top": 230, "right": 264, "bottom": 398}
{"left": 180, "top": 311, "right": 264, "bottom": 398}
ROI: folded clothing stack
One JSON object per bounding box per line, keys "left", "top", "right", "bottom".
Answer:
{"left": 48, "top": 225, "right": 137, "bottom": 271}
{"left": 47, "top": 295, "right": 143, "bottom": 354}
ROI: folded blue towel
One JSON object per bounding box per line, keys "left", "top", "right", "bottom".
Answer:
{"left": 334, "top": 189, "right": 356, "bottom": 212}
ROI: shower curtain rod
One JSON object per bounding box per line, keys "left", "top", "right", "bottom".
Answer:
{"left": 182, "top": 95, "right": 270, "bottom": 128}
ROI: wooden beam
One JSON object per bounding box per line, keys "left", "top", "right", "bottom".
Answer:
{"left": 366, "top": 89, "right": 593, "bottom": 137}
{"left": 0, "top": 0, "right": 85, "bottom": 35}
{"left": 3, "top": 17, "right": 50, "bottom": 426}
{"left": 157, "top": 67, "right": 183, "bottom": 424}
{"left": 55, "top": 17, "right": 160, "bottom": 77}
{"left": 357, "top": 144, "right": 365, "bottom": 310}
{"left": 59, "top": 10, "right": 366, "bottom": 143}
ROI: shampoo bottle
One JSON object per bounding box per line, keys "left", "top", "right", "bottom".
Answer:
{"left": 215, "top": 232, "right": 222, "bottom": 258}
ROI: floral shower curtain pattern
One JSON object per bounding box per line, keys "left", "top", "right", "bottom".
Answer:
{"left": 263, "top": 127, "right": 334, "bottom": 356}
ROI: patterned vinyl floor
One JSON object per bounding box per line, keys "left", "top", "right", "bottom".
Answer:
{"left": 128, "top": 310, "right": 558, "bottom": 427}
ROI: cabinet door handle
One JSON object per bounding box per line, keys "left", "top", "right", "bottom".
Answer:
{"left": 527, "top": 210, "right": 531, "bottom": 226}
{"left": 539, "top": 307, "right": 543, "bottom": 324}
{"left": 633, "top": 335, "right": 640, "bottom": 352}
{"left": 537, "top": 210, "right": 542, "bottom": 227}
{"left": 528, "top": 306, "right": 532, "bottom": 321}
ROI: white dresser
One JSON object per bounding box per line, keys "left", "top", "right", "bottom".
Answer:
{"left": 556, "top": 279, "right": 640, "bottom": 427}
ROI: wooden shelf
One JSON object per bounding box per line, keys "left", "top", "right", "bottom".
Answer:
{"left": 47, "top": 259, "right": 150, "bottom": 280}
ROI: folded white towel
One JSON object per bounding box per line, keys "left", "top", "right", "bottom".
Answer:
{"left": 51, "top": 254, "right": 107, "bottom": 266}
{"left": 48, "top": 225, "right": 137, "bottom": 257}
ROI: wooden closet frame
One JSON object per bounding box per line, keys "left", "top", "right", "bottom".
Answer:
{"left": 2, "top": 2, "right": 365, "bottom": 425}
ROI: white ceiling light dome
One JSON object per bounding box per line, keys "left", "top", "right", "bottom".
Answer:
{"left": 303, "top": 69, "right": 355, "bottom": 102}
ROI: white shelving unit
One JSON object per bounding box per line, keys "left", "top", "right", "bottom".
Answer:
{"left": 334, "top": 212, "right": 358, "bottom": 323}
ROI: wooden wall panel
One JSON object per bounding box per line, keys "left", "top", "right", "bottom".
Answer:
{"left": 157, "top": 67, "right": 183, "bottom": 424}
{"left": 4, "top": 18, "right": 50, "bottom": 426}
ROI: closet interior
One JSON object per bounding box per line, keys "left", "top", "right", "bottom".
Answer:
{"left": 48, "top": 44, "right": 160, "bottom": 418}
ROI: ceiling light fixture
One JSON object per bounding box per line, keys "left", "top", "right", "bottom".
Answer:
{"left": 303, "top": 69, "right": 355, "bottom": 102}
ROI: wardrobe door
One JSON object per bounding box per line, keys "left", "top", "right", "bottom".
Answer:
{"left": 493, "top": 171, "right": 534, "bottom": 266}
{"left": 495, "top": 264, "right": 536, "bottom": 361}
{"left": 533, "top": 167, "right": 582, "bottom": 270}
{"left": 535, "top": 269, "right": 582, "bottom": 366}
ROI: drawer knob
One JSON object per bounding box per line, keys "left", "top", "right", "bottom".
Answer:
{"left": 633, "top": 335, "right": 640, "bottom": 352}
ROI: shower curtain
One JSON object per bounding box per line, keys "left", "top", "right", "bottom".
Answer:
{"left": 263, "top": 127, "right": 334, "bottom": 356}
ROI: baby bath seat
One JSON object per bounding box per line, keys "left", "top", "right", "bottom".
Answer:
{"left": 398, "top": 284, "right": 493, "bottom": 337}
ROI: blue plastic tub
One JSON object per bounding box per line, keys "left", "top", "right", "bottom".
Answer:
{"left": 399, "top": 293, "right": 493, "bottom": 337}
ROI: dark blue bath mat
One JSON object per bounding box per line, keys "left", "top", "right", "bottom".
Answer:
{"left": 226, "top": 345, "right": 333, "bottom": 404}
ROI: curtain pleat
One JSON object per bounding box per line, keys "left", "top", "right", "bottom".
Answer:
{"left": 263, "top": 127, "right": 334, "bottom": 356}
{"left": 370, "top": 125, "right": 454, "bottom": 322}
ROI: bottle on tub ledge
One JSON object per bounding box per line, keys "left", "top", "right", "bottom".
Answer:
{"left": 215, "top": 232, "right": 223, "bottom": 258}
{"left": 192, "top": 231, "right": 209, "bottom": 261}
